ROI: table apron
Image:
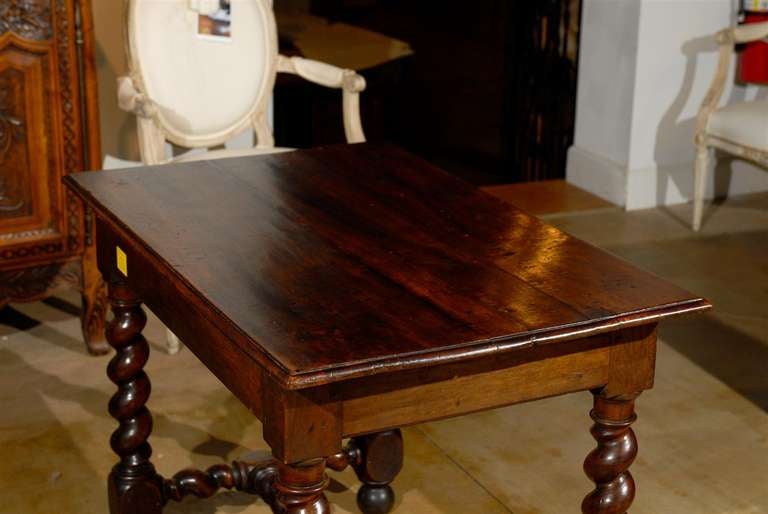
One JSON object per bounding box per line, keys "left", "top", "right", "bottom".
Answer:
{"left": 339, "top": 344, "right": 611, "bottom": 436}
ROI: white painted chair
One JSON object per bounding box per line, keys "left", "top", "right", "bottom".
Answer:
{"left": 118, "top": 0, "right": 367, "bottom": 353}
{"left": 693, "top": 21, "right": 768, "bottom": 231}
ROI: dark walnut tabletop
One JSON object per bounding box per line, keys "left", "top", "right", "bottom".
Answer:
{"left": 65, "top": 143, "right": 710, "bottom": 388}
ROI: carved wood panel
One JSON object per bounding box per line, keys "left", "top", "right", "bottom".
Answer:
{"left": 0, "top": 259, "right": 80, "bottom": 305}
{"left": 0, "top": 38, "right": 62, "bottom": 253}
{"left": 0, "top": 69, "right": 32, "bottom": 218}
{"left": 0, "top": 0, "right": 87, "bottom": 266}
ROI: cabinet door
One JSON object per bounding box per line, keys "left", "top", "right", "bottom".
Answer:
{"left": 0, "top": 1, "right": 86, "bottom": 267}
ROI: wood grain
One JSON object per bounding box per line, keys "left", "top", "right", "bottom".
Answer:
{"left": 340, "top": 342, "right": 610, "bottom": 436}
{"left": 66, "top": 143, "right": 710, "bottom": 387}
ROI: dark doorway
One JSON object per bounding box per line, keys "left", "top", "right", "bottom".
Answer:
{"left": 274, "top": 0, "right": 582, "bottom": 185}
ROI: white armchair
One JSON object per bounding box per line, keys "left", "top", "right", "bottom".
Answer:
{"left": 119, "top": 0, "right": 367, "bottom": 353}
{"left": 693, "top": 21, "right": 768, "bottom": 231}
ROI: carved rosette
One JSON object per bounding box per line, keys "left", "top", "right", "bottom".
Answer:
{"left": 0, "top": 1, "right": 53, "bottom": 41}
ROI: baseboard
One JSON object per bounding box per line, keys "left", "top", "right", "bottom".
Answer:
{"left": 566, "top": 145, "right": 627, "bottom": 207}
{"left": 626, "top": 159, "right": 768, "bottom": 210}
{"left": 626, "top": 163, "right": 690, "bottom": 210}
{"left": 567, "top": 145, "right": 768, "bottom": 210}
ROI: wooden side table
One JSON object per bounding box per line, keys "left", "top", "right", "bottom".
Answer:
{"left": 65, "top": 143, "right": 711, "bottom": 514}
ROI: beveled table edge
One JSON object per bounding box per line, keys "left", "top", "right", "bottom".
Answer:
{"left": 283, "top": 298, "right": 711, "bottom": 387}
{"left": 64, "top": 173, "right": 712, "bottom": 390}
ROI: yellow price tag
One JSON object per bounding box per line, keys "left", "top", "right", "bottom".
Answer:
{"left": 116, "top": 246, "right": 128, "bottom": 276}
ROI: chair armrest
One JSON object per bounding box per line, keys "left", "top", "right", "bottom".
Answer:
{"left": 277, "top": 55, "right": 367, "bottom": 143}
{"left": 695, "top": 31, "right": 735, "bottom": 143}
{"left": 731, "top": 21, "right": 768, "bottom": 44}
{"left": 277, "top": 55, "right": 366, "bottom": 92}
{"left": 117, "top": 75, "right": 156, "bottom": 119}
{"left": 697, "top": 23, "right": 768, "bottom": 142}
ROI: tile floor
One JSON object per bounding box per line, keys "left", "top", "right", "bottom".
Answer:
{"left": 1, "top": 193, "right": 766, "bottom": 514}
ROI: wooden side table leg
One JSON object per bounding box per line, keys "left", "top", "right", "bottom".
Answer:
{"left": 351, "top": 430, "right": 404, "bottom": 514}
{"left": 326, "top": 429, "right": 404, "bottom": 514}
{"left": 106, "top": 281, "right": 163, "bottom": 514}
{"left": 274, "top": 459, "right": 330, "bottom": 514}
{"left": 581, "top": 394, "right": 639, "bottom": 514}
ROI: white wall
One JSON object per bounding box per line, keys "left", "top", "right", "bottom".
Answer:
{"left": 568, "top": 0, "right": 641, "bottom": 205}
{"left": 573, "top": 0, "right": 641, "bottom": 167}
{"left": 93, "top": 1, "right": 138, "bottom": 162}
{"left": 568, "top": 0, "right": 768, "bottom": 209}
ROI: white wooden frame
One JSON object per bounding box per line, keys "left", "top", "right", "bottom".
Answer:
{"left": 693, "top": 21, "right": 768, "bottom": 231}
{"left": 118, "top": 0, "right": 367, "bottom": 166}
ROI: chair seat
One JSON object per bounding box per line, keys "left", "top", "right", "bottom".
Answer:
{"left": 173, "top": 146, "right": 294, "bottom": 163}
{"left": 708, "top": 100, "right": 768, "bottom": 150}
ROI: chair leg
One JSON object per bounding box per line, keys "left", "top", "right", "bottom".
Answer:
{"left": 81, "top": 245, "right": 109, "bottom": 355}
{"left": 692, "top": 145, "right": 709, "bottom": 231}
{"left": 166, "top": 328, "right": 182, "bottom": 355}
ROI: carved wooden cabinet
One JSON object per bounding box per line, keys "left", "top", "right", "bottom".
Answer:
{"left": 0, "top": 0, "right": 106, "bottom": 354}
